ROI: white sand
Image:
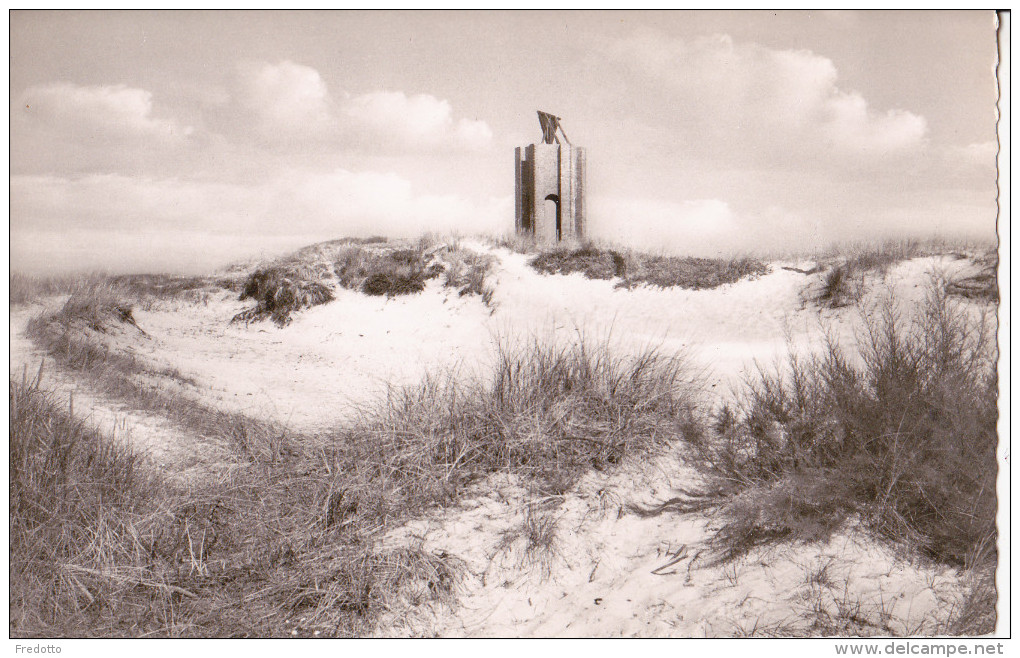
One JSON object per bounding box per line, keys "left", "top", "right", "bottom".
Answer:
{"left": 118, "top": 247, "right": 979, "bottom": 434}
{"left": 374, "top": 450, "right": 966, "bottom": 637}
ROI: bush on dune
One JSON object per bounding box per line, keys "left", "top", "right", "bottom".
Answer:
{"left": 233, "top": 266, "right": 335, "bottom": 327}
{"left": 233, "top": 238, "right": 497, "bottom": 325}
{"left": 335, "top": 244, "right": 443, "bottom": 297}
{"left": 691, "top": 278, "right": 997, "bottom": 573}
{"left": 26, "top": 279, "right": 146, "bottom": 338}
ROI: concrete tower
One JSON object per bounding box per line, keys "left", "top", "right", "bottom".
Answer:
{"left": 515, "top": 112, "right": 586, "bottom": 243}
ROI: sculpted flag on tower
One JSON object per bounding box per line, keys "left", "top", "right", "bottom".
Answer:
{"left": 537, "top": 111, "right": 571, "bottom": 145}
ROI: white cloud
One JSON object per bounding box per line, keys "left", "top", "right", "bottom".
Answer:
{"left": 823, "top": 93, "right": 927, "bottom": 153}
{"left": 16, "top": 82, "right": 190, "bottom": 141}
{"left": 346, "top": 92, "right": 449, "bottom": 141}
{"left": 609, "top": 32, "right": 928, "bottom": 161}
{"left": 956, "top": 140, "right": 999, "bottom": 168}
{"left": 345, "top": 91, "right": 493, "bottom": 151}
{"left": 236, "top": 60, "right": 333, "bottom": 140}
{"left": 235, "top": 61, "right": 492, "bottom": 151}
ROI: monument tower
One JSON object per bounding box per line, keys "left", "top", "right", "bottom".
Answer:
{"left": 515, "top": 111, "right": 586, "bottom": 243}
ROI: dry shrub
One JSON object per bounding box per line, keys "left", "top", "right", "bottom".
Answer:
{"left": 817, "top": 264, "right": 863, "bottom": 308}
{"left": 693, "top": 278, "right": 998, "bottom": 570}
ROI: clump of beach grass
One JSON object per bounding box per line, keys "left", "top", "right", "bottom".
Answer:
{"left": 689, "top": 277, "right": 997, "bottom": 576}
{"left": 442, "top": 247, "right": 497, "bottom": 304}
{"left": 332, "top": 333, "right": 701, "bottom": 510}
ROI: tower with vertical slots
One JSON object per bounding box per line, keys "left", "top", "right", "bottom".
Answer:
{"left": 515, "top": 111, "right": 586, "bottom": 243}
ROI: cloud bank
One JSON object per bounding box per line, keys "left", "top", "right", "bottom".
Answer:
{"left": 608, "top": 32, "right": 929, "bottom": 165}
{"left": 10, "top": 171, "right": 509, "bottom": 274}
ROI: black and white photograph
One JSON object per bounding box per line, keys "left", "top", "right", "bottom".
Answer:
{"left": 7, "top": 9, "right": 1008, "bottom": 643}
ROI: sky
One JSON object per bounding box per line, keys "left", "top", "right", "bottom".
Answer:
{"left": 9, "top": 10, "right": 1001, "bottom": 275}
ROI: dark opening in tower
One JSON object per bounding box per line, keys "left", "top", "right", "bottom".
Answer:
{"left": 545, "top": 194, "right": 561, "bottom": 241}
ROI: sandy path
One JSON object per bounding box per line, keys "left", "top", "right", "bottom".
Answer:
{"left": 9, "top": 305, "right": 240, "bottom": 486}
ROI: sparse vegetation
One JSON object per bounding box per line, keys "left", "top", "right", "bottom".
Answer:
{"left": 441, "top": 248, "right": 497, "bottom": 304}
{"left": 690, "top": 278, "right": 997, "bottom": 575}
{"left": 828, "top": 239, "right": 925, "bottom": 274}
{"left": 529, "top": 244, "right": 769, "bottom": 290}
{"left": 231, "top": 237, "right": 498, "bottom": 325}
{"left": 10, "top": 272, "right": 85, "bottom": 306}
{"left": 488, "top": 232, "right": 539, "bottom": 255}
{"left": 497, "top": 499, "right": 561, "bottom": 578}
{"left": 946, "top": 251, "right": 999, "bottom": 302}
{"left": 810, "top": 239, "right": 998, "bottom": 309}
{"left": 12, "top": 234, "right": 1000, "bottom": 637}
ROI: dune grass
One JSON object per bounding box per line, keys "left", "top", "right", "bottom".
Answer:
{"left": 440, "top": 246, "right": 497, "bottom": 304}
{"left": 10, "top": 272, "right": 88, "bottom": 307}
{"left": 529, "top": 244, "right": 769, "bottom": 290}
{"left": 9, "top": 367, "right": 468, "bottom": 637}
{"left": 810, "top": 238, "right": 999, "bottom": 308}
{"left": 687, "top": 277, "right": 997, "bottom": 577}
{"left": 335, "top": 335, "right": 700, "bottom": 505}
{"left": 10, "top": 369, "right": 170, "bottom": 635}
